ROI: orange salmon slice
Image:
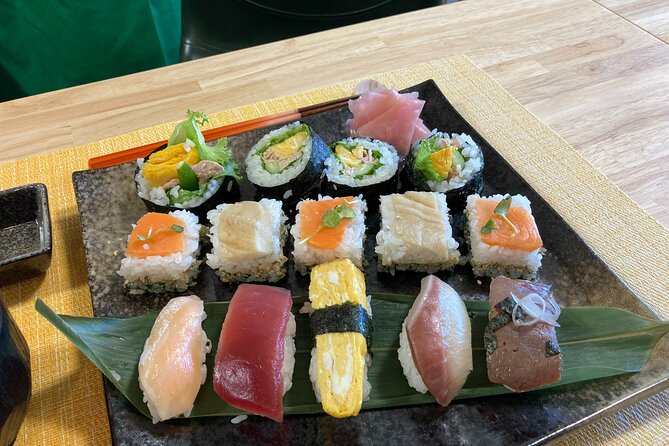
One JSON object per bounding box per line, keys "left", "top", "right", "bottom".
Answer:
{"left": 300, "top": 196, "right": 354, "bottom": 249}
{"left": 477, "top": 198, "right": 543, "bottom": 251}
{"left": 126, "top": 213, "right": 186, "bottom": 258}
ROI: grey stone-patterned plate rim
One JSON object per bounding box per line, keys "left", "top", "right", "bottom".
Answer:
{"left": 72, "top": 80, "right": 668, "bottom": 446}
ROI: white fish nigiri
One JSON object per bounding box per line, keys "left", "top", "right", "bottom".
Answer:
{"left": 138, "top": 295, "right": 210, "bottom": 423}
{"left": 398, "top": 275, "right": 472, "bottom": 406}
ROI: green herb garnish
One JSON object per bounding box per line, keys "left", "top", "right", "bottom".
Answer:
{"left": 480, "top": 219, "right": 498, "bottom": 234}
{"left": 136, "top": 224, "right": 184, "bottom": 241}
{"left": 300, "top": 199, "right": 356, "bottom": 245}
{"left": 480, "top": 195, "right": 519, "bottom": 235}
{"left": 494, "top": 195, "right": 519, "bottom": 235}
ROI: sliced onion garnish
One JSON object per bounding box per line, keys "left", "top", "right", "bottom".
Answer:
{"left": 511, "top": 292, "right": 561, "bottom": 327}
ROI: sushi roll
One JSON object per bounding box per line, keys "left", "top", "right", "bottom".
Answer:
{"left": 465, "top": 194, "right": 544, "bottom": 279}
{"left": 117, "top": 210, "right": 202, "bottom": 294}
{"left": 291, "top": 195, "right": 367, "bottom": 274}
{"left": 206, "top": 199, "right": 288, "bottom": 282}
{"left": 375, "top": 191, "right": 460, "bottom": 273}
{"left": 405, "top": 132, "right": 483, "bottom": 212}
{"left": 308, "top": 259, "right": 372, "bottom": 418}
{"left": 323, "top": 137, "right": 400, "bottom": 201}
{"left": 214, "top": 284, "right": 296, "bottom": 422}
{"left": 245, "top": 121, "right": 329, "bottom": 202}
{"left": 135, "top": 111, "right": 241, "bottom": 220}
{"left": 138, "top": 295, "right": 210, "bottom": 423}
{"left": 484, "top": 277, "right": 562, "bottom": 392}
{"left": 398, "top": 275, "right": 472, "bottom": 406}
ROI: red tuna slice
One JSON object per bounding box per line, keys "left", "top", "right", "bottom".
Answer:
{"left": 213, "top": 284, "right": 292, "bottom": 422}
{"left": 405, "top": 275, "right": 472, "bottom": 407}
{"left": 348, "top": 88, "right": 427, "bottom": 157}
{"left": 486, "top": 277, "right": 562, "bottom": 392}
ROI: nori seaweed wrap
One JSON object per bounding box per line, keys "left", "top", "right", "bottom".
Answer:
{"left": 135, "top": 111, "right": 241, "bottom": 221}
{"left": 244, "top": 121, "right": 329, "bottom": 205}
{"left": 322, "top": 137, "right": 400, "bottom": 206}
{"left": 404, "top": 132, "right": 483, "bottom": 212}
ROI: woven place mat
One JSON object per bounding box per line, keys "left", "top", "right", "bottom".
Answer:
{"left": 1, "top": 55, "right": 667, "bottom": 445}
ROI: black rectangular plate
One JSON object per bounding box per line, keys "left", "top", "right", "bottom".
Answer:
{"left": 72, "top": 80, "right": 668, "bottom": 445}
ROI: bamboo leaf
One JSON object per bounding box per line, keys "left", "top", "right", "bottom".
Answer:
{"left": 35, "top": 295, "right": 669, "bottom": 420}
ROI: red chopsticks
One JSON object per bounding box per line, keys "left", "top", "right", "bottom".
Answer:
{"left": 87, "top": 95, "right": 357, "bottom": 169}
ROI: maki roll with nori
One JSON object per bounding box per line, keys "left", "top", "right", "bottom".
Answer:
{"left": 405, "top": 132, "right": 483, "bottom": 212}
{"left": 323, "top": 137, "right": 400, "bottom": 201}
{"left": 245, "top": 121, "right": 329, "bottom": 202}
{"left": 135, "top": 111, "right": 241, "bottom": 220}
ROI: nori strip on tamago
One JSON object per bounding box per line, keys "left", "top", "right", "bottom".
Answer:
{"left": 309, "top": 303, "right": 373, "bottom": 349}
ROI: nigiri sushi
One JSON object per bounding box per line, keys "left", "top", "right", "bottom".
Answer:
{"left": 117, "top": 210, "right": 202, "bottom": 294}
{"left": 465, "top": 194, "right": 544, "bottom": 279}
{"left": 375, "top": 191, "right": 460, "bottom": 273}
{"left": 291, "top": 195, "right": 367, "bottom": 274}
{"left": 213, "top": 284, "right": 295, "bottom": 422}
{"left": 138, "top": 295, "right": 210, "bottom": 423}
{"left": 308, "top": 259, "right": 372, "bottom": 418}
{"left": 397, "top": 275, "right": 472, "bottom": 406}
{"left": 206, "top": 199, "right": 288, "bottom": 283}
{"left": 485, "top": 277, "right": 562, "bottom": 392}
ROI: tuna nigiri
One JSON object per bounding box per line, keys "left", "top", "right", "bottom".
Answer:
{"left": 485, "top": 277, "right": 562, "bottom": 392}
{"left": 138, "top": 295, "right": 210, "bottom": 423}
{"left": 398, "top": 275, "right": 472, "bottom": 406}
{"left": 213, "top": 284, "right": 295, "bottom": 422}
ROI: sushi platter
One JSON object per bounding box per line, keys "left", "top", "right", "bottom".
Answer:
{"left": 52, "top": 80, "right": 668, "bottom": 444}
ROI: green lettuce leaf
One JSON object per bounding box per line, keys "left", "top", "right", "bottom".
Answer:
{"left": 413, "top": 135, "right": 444, "bottom": 182}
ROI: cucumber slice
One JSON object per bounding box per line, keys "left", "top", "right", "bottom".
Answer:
{"left": 351, "top": 161, "right": 376, "bottom": 177}
{"left": 452, "top": 150, "right": 466, "bottom": 171}
{"left": 177, "top": 162, "right": 199, "bottom": 191}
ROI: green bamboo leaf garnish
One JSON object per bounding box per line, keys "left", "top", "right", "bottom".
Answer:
{"left": 35, "top": 296, "right": 669, "bottom": 419}
{"left": 481, "top": 219, "right": 498, "bottom": 234}
{"left": 136, "top": 224, "right": 184, "bottom": 241}
{"left": 300, "top": 199, "right": 357, "bottom": 245}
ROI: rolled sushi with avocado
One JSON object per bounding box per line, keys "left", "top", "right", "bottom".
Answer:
{"left": 405, "top": 132, "right": 483, "bottom": 212}
{"left": 245, "top": 121, "right": 329, "bottom": 202}
{"left": 135, "top": 111, "right": 241, "bottom": 220}
{"left": 323, "top": 137, "right": 400, "bottom": 201}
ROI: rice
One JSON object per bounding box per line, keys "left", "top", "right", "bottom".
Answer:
{"left": 282, "top": 313, "right": 296, "bottom": 395}
{"left": 245, "top": 121, "right": 314, "bottom": 188}
{"left": 324, "top": 138, "right": 399, "bottom": 187}
{"left": 291, "top": 195, "right": 367, "bottom": 274}
{"left": 117, "top": 210, "right": 201, "bottom": 294}
{"left": 206, "top": 199, "right": 288, "bottom": 282}
{"left": 397, "top": 320, "right": 428, "bottom": 393}
{"left": 465, "top": 194, "right": 543, "bottom": 278}
{"left": 375, "top": 191, "right": 460, "bottom": 273}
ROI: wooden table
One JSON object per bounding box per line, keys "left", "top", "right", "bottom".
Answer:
{"left": 1, "top": 0, "right": 667, "bottom": 443}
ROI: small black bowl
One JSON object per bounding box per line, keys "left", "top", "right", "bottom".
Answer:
{"left": 0, "top": 183, "right": 52, "bottom": 277}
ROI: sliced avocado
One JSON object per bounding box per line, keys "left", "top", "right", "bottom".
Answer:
{"left": 452, "top": 150, "right": 466, "bottom": 171}
{"left": 264, "top": 161, "right": 283, "bottom": 174}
